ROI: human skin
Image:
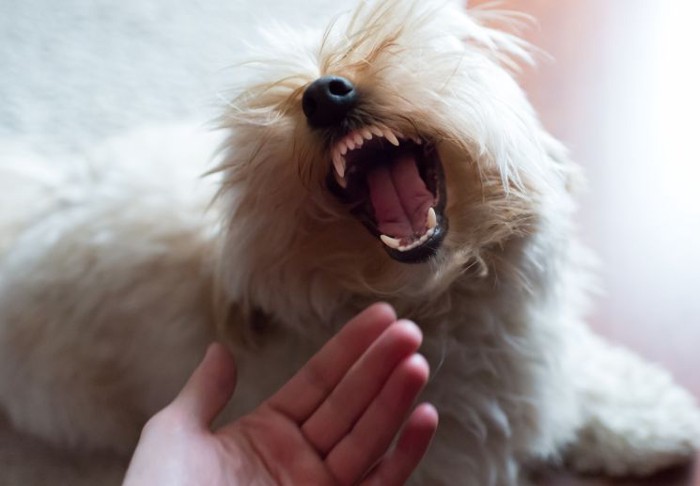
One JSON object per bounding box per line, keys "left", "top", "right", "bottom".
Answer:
{"left": 123, "top": 303, "right": 439, "bottom": 486}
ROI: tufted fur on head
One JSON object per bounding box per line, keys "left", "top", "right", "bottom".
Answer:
{"left": 215, "top": 0, "right": 577, "bottom": 330}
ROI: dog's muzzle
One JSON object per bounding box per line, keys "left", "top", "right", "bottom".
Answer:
{"left": 303, "top": 76, "right": 448, "bottom": 263}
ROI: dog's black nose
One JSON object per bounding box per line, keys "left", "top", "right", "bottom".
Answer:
{"left": 302, "top": 76, "right": 357, "bottom": 128}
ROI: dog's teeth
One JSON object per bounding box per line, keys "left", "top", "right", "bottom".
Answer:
{"left": 346, "top": 139, "right": 356, "bottom": 151}
{"left": 339, "top": 143, "right": 348, "bottom": 155}
{"left": 380, "top": 234, "right": 401, "bottom": 250}
{"left": 335, "top": 170, "right": 347, "bottom": 188}
{"left": 354, "top": 133, "right": 364, "bottom": 146}
{"left": 384, "top": 129, "right": 400, "bottom": 147}
{"left": 370, "top": 126, "right": 384, "bottom": 137}
{"left": 361, "top": 128, "right": 373, "bottom": 140}
{"left": 333, "top": 152, "right": 346, "bottom": 179}
{"left": 412, "top": 136, "right": 422, "bottom": 145}
{"left": 383, "top": 226, "right": 437, "bottom": 253}
{"left": 427, "top": 207, "right": 437, "bottom": 230}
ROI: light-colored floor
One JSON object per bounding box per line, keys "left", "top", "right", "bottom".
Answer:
{"left": 470, "top": 1, "right": 700, "bottom": 484}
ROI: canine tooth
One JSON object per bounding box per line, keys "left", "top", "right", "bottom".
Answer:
{"left": 335, "top": 171, "right": 347, "bottom": 188}
{"left": 380, "top": 234, "right": 401, "bottom": 250}
{"left": 427, "top": 207, "right": 437, "bottom": 230}
{"left": 384, "top": 129, "right": 400, "bottom": 147}
{"left": 361, "top": 128, "right": 373, "bottom": 140}
{"left": 333, "top": 152, "right": 346, "bottom": 178}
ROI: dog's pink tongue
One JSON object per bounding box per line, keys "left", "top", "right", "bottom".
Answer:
{"left": 367, "top": 154, "right": 433, "bottom": 239}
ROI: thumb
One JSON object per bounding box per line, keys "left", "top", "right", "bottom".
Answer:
{"left": 172, "top": 342, "right": 237, "bottom": 428}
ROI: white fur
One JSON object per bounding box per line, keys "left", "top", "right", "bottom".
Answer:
{"left": 1, "top": 1, "right": 699, "bottom": 485}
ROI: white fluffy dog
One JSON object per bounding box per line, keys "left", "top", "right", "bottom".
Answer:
{"left": 1, "top": 1, "right": 699, "bottom": 484}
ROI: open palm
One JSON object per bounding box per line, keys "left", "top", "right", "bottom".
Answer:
{"left": 124, "top": 303, "right": 438, "bottom": 486}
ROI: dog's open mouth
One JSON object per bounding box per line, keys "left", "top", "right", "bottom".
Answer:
{"left": 327, "top": 125, "right": 447, "bottom": 263}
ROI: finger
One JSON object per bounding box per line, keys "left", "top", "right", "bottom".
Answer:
{"left": 301, "top": 320, "right": 422, "bottom": 454}
{"left": 362, "top": 403, "right": 439, "bottom": 486}
{"left": 326, "top": 354, "right": 430, "bottom": 486}
{"left": 266, "top": 302, "right": 397, "bottom": 422}
{"left": 170, "top": 342, "right": 237, "bottom": 428}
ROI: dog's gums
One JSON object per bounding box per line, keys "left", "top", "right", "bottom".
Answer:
{"left": 327, "top": 124, "right": 447, "bottom": 263}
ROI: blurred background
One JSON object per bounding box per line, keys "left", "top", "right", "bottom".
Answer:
{"left": 1, "top": 0, "right": 698, "bottom": 484}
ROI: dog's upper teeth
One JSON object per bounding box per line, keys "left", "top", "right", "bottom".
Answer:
{"left": 384, "top": 129, "right": 400, "bottom": 147}
{"left": 370, "top": 126, "right": 384, "bottom": 137}
{"left": 380, "top": 234, "right": 401, "bottom": 250}
{"left": 427, "top": 207, "right": 437, "bottom": 230}
{"left": 333, "top": 151, "right": 346, "bottom": 179}
{"left": 335, "top": 169, "right": 347, "bottom": 188}
{"left": 331, "top": 125, "right": 424, "bottom": 191}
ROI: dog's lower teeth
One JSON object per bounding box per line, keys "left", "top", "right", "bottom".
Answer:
{"left": 380, "top": 234, "right": 401, "bottom": 249}
{"left": 427, "top": 207, "right": 437, "bottom": 230}
{"left": 380, "top": 226, "right": 437, "bottom": 252}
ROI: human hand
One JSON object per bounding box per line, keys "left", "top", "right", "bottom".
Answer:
{"left": 123, "top": 303, "right": 438, "bottom": 486}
